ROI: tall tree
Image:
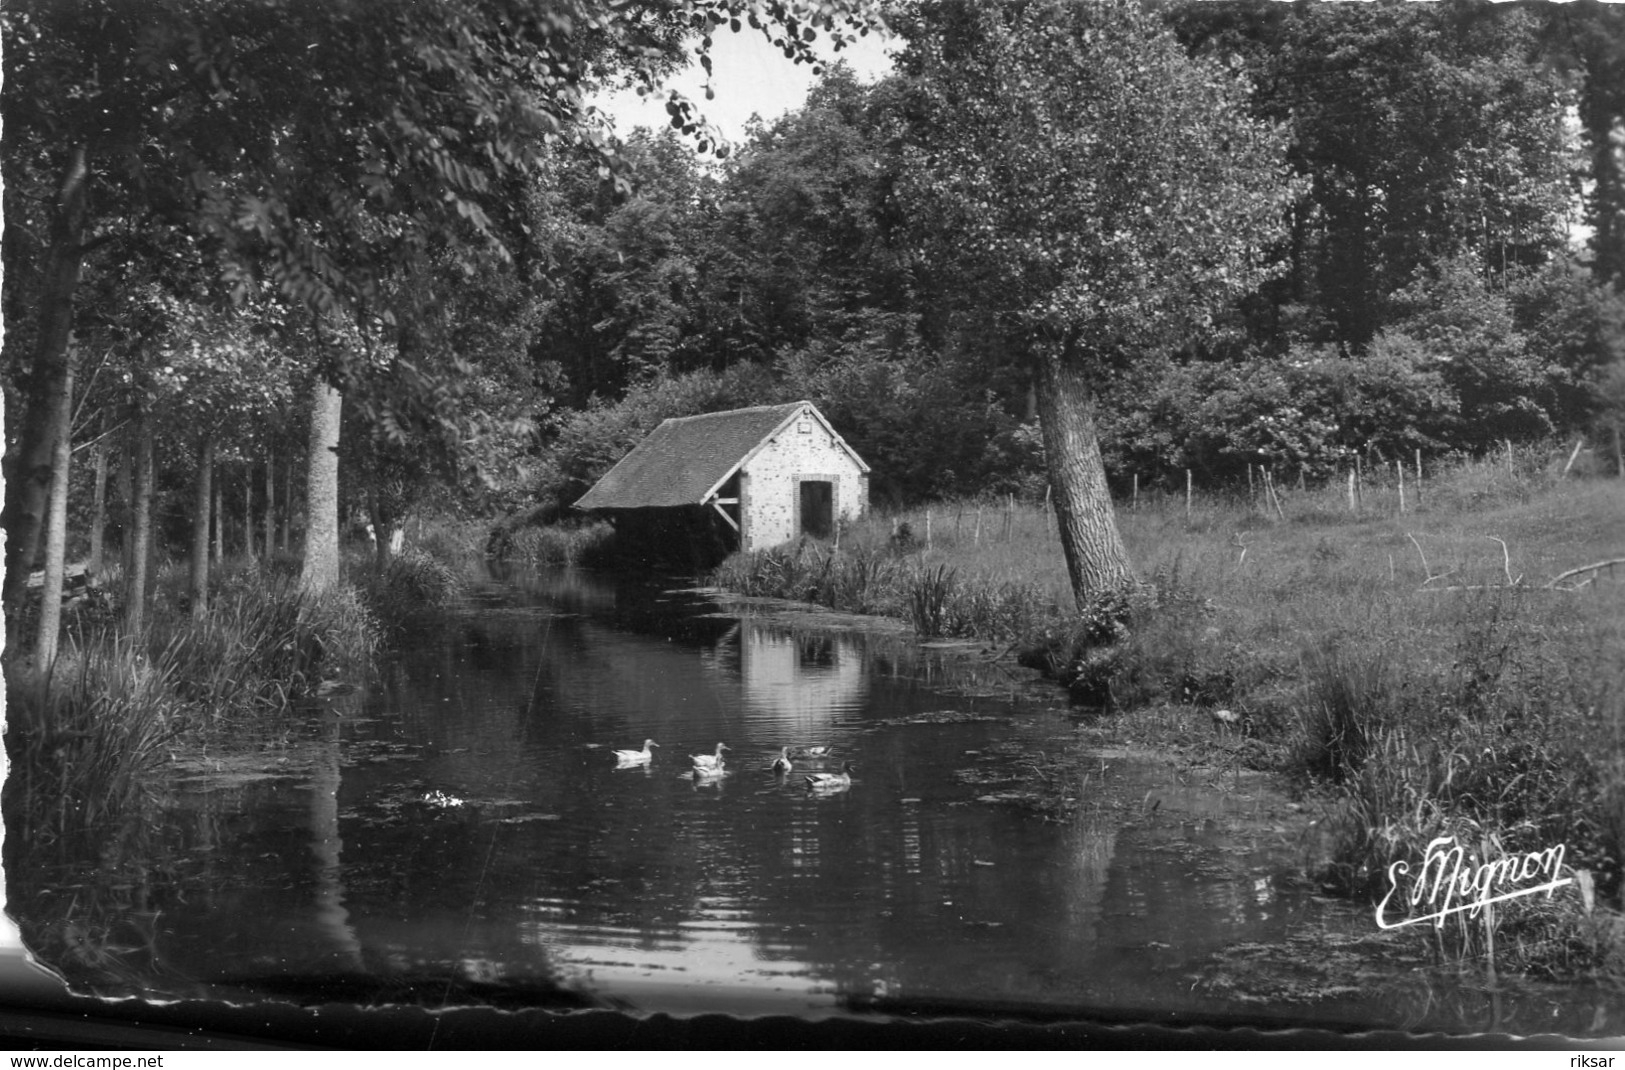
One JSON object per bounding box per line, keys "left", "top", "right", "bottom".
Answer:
{"left": 1167, "top": 0, "right": 1575, "bottom": 348}
{"left": 1537, "top": 2, "right": 1625, "bottom": 286}
{"left": 300, "top": 382, "right": 344, "bottom": 595}
{"left": 894, "top": 0, "right": 1293, "bottom": 603}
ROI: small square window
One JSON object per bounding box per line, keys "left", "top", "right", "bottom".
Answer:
{"left": 797, "top": 418, "right": 811, "bottom": 434}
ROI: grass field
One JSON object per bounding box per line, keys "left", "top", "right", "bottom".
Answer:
{"left": 712, "top": 452, "right": 1625, "bottom": 978}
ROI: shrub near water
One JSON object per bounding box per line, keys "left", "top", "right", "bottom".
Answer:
{"left": 501, "top": 520, "right": 615, "bottom": 567}
{"left": 5, "top": 560, "right": 385, "bottom": 844}
{"left": 353, "top": 548, "right": 461, "bottom": 631}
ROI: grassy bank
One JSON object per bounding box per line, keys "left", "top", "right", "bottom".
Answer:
{"left": 4, "top": 546, "right": 466, "bottom": 847}
{"left": 710, "top": 453, "right": 1625, "bottom": 977}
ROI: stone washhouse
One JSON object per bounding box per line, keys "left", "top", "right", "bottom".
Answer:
{"left": 574, "top": 401, "right": 870, "bottom": 557}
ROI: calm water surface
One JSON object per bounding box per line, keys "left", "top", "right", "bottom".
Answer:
{"left": 9, "top": 565, "right": 1616, "bottom": 1035}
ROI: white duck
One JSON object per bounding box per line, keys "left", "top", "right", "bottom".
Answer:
{"left": 691, "top": 742, "right": 730, "bottom": 772}
{"left": 613, "top": 739, "right": 659, "bottom": 765}
{"left": 770, "top": 747, "right": 793, "bottom": 775}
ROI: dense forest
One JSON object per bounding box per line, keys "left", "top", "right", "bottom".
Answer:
{"left": 6, "top": 0, "right": 1625, "bottom": 656}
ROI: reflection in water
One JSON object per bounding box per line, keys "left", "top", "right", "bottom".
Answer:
{"left": 734, "top": 632, "right": 866, "bottom": 736}
{"left": 4, "top": 565, "right": 1612, "bottom": 1035}
{"left": 310, "top": 704, "right": 364, "bottom": 971}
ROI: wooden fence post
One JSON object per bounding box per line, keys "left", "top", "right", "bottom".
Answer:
{"left": 1185, "top": 469, "right": 1192, "bottom": 520}
{"left": 1397, "top": 460, "right": 1405, "bottom": 514}
{"left": 1562, "top": 437, "right": 1586, "bottom": 479}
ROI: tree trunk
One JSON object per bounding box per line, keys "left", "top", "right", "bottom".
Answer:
{"left": 36, "top": 359, "right": 77, "bottom": 667}
{"left": 367, "top": 485, "right": 396, "bottom": 570}
{"left": 300, "top": 381, "right": 344, "bottom": 594}
{"left": 127, "top": 411, "right": 154, "bottom": 633}
{"left": 117, "top": 431, "right": 134, "bottom": 580}
{"left": 1034, "top": 341, "right": 1135, "bottom": 606}
{"left": 1580, "top": 56, "right": 1625, "bottom": 285}
{"left": 212, "top": 467, "right": 224, "bottom": 563}
{"left": 3, "top": 145, "right": 90, "bottom": 628}
{"left": 191, "top": 435, "right": 215, "bottom": 620}
{"left": 88, "top": 438, "right": 108, "bottom": 578}
{"left": 244, "top": 466, "right": 256, "bottom": 559}
{"left": 265, "top": 456, "right": 277, "bottom": 557}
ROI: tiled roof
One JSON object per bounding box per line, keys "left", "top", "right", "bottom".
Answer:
{"left": 575, "top": 401, "right": 815, "bottom": 511}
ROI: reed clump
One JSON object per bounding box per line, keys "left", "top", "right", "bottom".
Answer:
{"left": 352, "top": 548, "right": 463, "bottom": 631}
{"left": 495, "top": 519, "right": 616, "bottom": 566}
{"left": 5, "top": 560, "right": 383, "bottom": 844}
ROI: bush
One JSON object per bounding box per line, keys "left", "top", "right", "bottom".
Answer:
{"left": 3, "top": 642, "right": 181, "bottom": 839}
{"left": 353, "top": 549, "right": 462, "bottom": 633}
{"left": 496, "top": 520, "right": 615, "bottom": 566}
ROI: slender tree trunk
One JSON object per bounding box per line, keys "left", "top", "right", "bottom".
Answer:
{"left": 191, "top": 435, "right": 214, "bottom": 621}
{"left": 244, "top": 466, "right": 256, "bottom": 559}
{"left": 36, "top": 360, "right": 77, "bottom": 666}
{"left": 300, "top": 381, "right": 343, "bottom": 593}
{"left": 1033, "top": 340, "right": 1135, "bottom": 606}
{"left": 311, "top": 704, "right": 364, "bottom": 966}
{"left": 127, "top": 411, "right": 154, "bottom": 633}
{"left": 117, "top": 431, "right": 135, "bottom": 581}
{"left": 3, "top": 145, "right": 90, "bottom": 628}
{"left": 265, "top": 456, "right": 277, "bottom": 557}
{"left": 88, "top": 438, "right": 108, "bottom": 578}
{"left": 367, "top": 485, "right": 395, "bottom": 570}
{"left": 211, "top": 466, "right": 224, "bottom": 563}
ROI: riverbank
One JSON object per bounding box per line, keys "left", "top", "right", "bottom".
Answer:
{"left": 3, "top": 546, "right": 465, "bottom": 848}
{"left": 705, "top": 458, "right": 1625, "bottom": 985}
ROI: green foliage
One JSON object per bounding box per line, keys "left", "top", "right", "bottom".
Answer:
{"left": 1385, "top": 255, "right": 1557, "bottom": 448}
{"left": 1509, "top": 258, "right": 1625, "bottom": 432}
{"left": 776, "top": 312, "right": 1039, "bottom": 502}
{"left": 534, "top": 362, "right": 783, "bottom": 512}
{"left": 4, "top": 561, "right": 381, "bottom": 844}
{"left": 352, "top": 548, "right": 463, "bottom": 631}
{"left": 3, "top": 643, "right": 182, "bottom": 838}
{"left": 895, "top": 0, "right": 1296, "bottom": 357}
{"left": 1168, "top": 0, "right": 1575, "bottom": 348}
{"left": 495, "top": 520, "right": 617, "bottom": 567}
{"left": 144, "top": 564, "right": 380, "bottom": 710}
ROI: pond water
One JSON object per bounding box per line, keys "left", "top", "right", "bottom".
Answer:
{"left": 6, "top": 565, "right": 1616, "bottom": 1037}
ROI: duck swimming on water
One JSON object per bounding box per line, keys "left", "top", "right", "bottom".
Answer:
{"left": 805, "top": 761, "right": 854, "bottom": 791}
{"left": 770, "top": 747, "right": 793, "bottom": 774}
{"left": 691, "top": 742, "right": 730, "bottom": 772}
{"left": 613, "top": 740, "right": 659, "bottom": 764}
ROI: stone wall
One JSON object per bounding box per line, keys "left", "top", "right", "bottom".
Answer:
{"left": 739, "top": 411, "right": 867, "bottom": 550}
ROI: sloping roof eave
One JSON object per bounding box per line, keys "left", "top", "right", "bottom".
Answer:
{"left": 572, "top": 402, "right": 813, "bottom": 512}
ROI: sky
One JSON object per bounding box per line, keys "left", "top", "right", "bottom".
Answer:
{"left": 591, "top": 26, "right": 897, "bottom": 149}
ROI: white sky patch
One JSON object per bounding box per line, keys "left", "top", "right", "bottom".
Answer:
{"left": 591, "top": 28, "right": 896, "bottom": 150}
